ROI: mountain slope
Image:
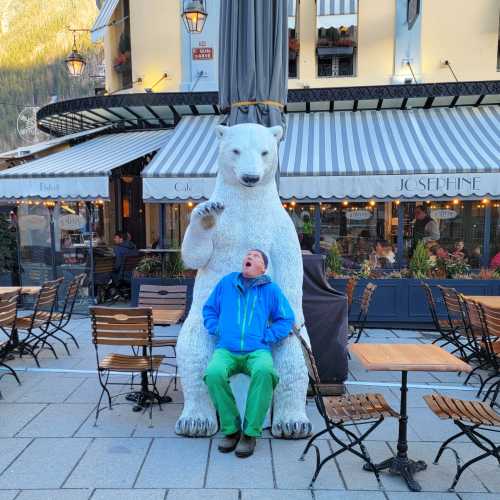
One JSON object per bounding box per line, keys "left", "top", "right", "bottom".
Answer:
{"left": 0, "top": 0, "right": 102, "bottom": 152}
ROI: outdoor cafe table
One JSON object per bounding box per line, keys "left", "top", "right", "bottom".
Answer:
{"left": 126, "top": 308, "right": 182, "bottom": 410}
{"left": 349, "top": 343, "right": 471, "bottom": 492}
{"left": 463, "top": 295, "right": 500, "bottom": 309}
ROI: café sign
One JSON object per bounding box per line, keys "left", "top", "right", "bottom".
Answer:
{"left": 430, "top": 209, "right": 457, "bottom": 221}
{"left": 345, "top": 209, "right": 372, "bottom": 221}
{"left": 60, "top": 214, "right": 86, "bottom": 230}
{"left": 399, "top": 175, "right": 481, "bottom": 197}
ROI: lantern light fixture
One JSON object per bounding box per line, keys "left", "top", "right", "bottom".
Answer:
{"left": 65, "top": 30, "right": 87, "bottom": 77}
{"left": 182, "top": 0, "right": 208, "bottom": 34}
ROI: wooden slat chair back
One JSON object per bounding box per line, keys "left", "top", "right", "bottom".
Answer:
{"left": 345, "top": 276, "right": 358, "bottom": 313}
{"left": 424, "top": 393, "right": 500, "bottom": 491}
{"left": 422, "top": 283, "right": 441, "bottom": 331}
{"left": 138, "top": 284, "right": 187, "bottom": 314}
{"left": 349, "top": 282, "right": 377, "bottom": 343}
{"left": 294, "top": 331, "right": 397, "bottom": 488}
{"left": 0, "top": 291, "right": 21, "bottom": 394}
{"left": 438, "top": 286, "right": 466, "bottom": 327}
{"left": 88, "top": 306, "right": 164, "bottom": 425}
{"left": 123, "top": 255, "right": 142, "bottom": 273}
{"left": 94, "top": 256, "right": 115, "bottom": 274}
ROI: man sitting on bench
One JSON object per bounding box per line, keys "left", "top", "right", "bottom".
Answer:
{"left": 203, "top": 249, "right": 294, "bottom": 458}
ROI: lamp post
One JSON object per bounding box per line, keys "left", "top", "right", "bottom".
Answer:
{"left": 65, "top": 30, "right": 87, "bottom": 77}
{"left": 182, "top": 0, "right": 208, "bottom": 34}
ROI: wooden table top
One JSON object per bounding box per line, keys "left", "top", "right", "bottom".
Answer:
{"left": 152, "top": 308, "right": 184, "bottom": 326}
{"left": 0, "top": 286, "right": 40, "bottom": 297}
{"left": 463, "top": 295, "right": 500, "bottom": 309}
{"left": 350, "top": 343, "right": 471, "bottom": 373}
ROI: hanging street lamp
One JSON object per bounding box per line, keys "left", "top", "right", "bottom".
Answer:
{"left": 182, "top": 0, "right": 208, "bottom": 34}
{"left": 65, "top": 31, "right": 87, "bottom": 77}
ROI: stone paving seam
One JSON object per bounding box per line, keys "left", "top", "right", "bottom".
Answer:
{"left": 268, "top": 437, "right": 278, "bottom": 488}
{"left": 0, "top": 438, "right": 34, "bottom": 477}
{"left": 63, "top": 377, "right": 89, "bottom": 403}
{"left": 60, "top": 437, "right": 96, "bottom": 489}
{"left": 202, "top": 438, "right": 214, "bottom": 488}
{"left": 71, "top": 393, "right": 98, "bottom": 438}
{"left": 132, "top": 436, "right": 155, "bottom": 488}
{"left": 12, "top": 404, "right": 48, "bottom": 437}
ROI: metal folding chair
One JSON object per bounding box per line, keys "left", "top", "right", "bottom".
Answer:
{"left": 296, "top": 333, "right": 398, "bottom": 488}
{"left": 0, "top": 291, "right": 21, "bottom": 398}
{"left": 349, "top": 282, "right": 377, "bottom": 343}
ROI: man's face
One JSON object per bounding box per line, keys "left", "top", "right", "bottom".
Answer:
{"left": 113, "top": 235, "right": 123, "bottom": 245}
{"left": 415, "top": 208, "right": 425, "bottom": 220}
{"left": 242, "top": 250, "right": 266, "bottom": 278}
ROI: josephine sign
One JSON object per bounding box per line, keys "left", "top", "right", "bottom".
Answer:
{"left": 399, "top": 175, "right": 481, "bottom": 197}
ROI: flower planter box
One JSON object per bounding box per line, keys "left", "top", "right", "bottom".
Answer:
{"left": 329, "top": 278, "right": 500, "bottom": 330}
{"left": 0, "top": 272, "right": 12, "bottom": 286}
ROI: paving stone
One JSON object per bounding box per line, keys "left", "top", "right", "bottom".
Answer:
{"left": 0, "top": 438, "right": 32, "bottom": 473}
{"left": 15, "top": 377, "right": 84, "bottom": 403}
{"left": 242, "top": 490, "right": 313, "bottom": 500}
{"left": 360, "top": 413, "right": 420, "bottom": 442}
{"left": 0, "top": 404, "right": 46, "bottom": 437}
{"left": 314, "top": 491, "right": 385, "bottom": 500}
{"left": 75, "top": 402, "right": 145, "bottom": 438}
{"left": 91, "top": 489, "right": 165, "bottom": 500}
{"left": 459, "top": 495, "right": 500, "bottom": 500}
{"left": 133, "top": 403, "right": 183, "bottom": 437}
{"left": 0, "top": 438, "right": 91, "bottom": 489}
{"left": 168, "top": 489, "right": 239, "bottom": 500}
{"left": 17, "top": 403, "right": 94, "bottom": 437}
{"left": 64, "top": 437, "right": 151, "bottom": 488}
{"left": 0, "top": 373, "right": 50, "bottom": 402}
{"left": 0, "top": 491, "right": 18, "bottom": 500}
{"left": 206, "top": 438, "right": 274, "bottom": 489}
{"left": 16, "top": 490, "right": 91, "bottom": 500}
{"left": 272, "top": 439, "right": 344, "bottom": 490}
{"left": 386, "top": 493, "right": 460, "bottom": 499}
{"left": 135, "top": 437, "right": 209, "bottom": 488}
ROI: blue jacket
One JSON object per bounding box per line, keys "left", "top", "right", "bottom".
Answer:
{"left": 203, "top": 272, "right": 295, "bottom": 353}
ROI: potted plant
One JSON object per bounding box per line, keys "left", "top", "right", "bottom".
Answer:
{"left": 409, "top": 241, "right": 432, "bottom": 279}
{"left": 326, "top": 242, "right": 343, "bottom": 277}
{"left": 133, "top": 256, "right": 162, "bottom": 278}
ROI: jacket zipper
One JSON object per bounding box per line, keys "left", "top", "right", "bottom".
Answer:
{"left": 240, "top": 291, "right": 249, "bottom": 351}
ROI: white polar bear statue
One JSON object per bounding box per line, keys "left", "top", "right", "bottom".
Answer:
{"left": 175, "top": 123, "right": 311, "bottom": 439}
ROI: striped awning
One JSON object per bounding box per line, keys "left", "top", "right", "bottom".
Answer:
{"left": 91, "top": 0, "right": 120, "bottom": 43}
{"left": 0, "top": 130, "right": 171, "bottom": 200}
{"left": 142, "top": 106, "right": 500, "bottom": 202}
{"left": 288, "top": 0, "right": 296, "bottom": 17}
{"left": 317, "top": 0, "right": 358, "bottom": 16}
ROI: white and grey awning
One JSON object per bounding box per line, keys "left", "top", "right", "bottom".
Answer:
{"left": 317, "top": 0, "right": 358, "bottom": 16}
{"left": 0, "top": 130, "right": 171, "bottom": 200}
{"left": 142, "top": 106, "right": 500, "bottom": 202}
{"left": 91, "top": 0, "right": 120, "bottom": 43}
{"left": 0, "top": 126, "right": 111, "bottom": 160}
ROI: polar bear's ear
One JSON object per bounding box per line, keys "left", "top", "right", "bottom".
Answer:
{"left": 269, "top": 126, "right": 283, "bottom": 143}
{"left": 215, "top": 125, "right": 228, "bottom": 140}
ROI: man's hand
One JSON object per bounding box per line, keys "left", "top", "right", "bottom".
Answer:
{"left": 191, "top": 201, "right": 225, "bottom": 230}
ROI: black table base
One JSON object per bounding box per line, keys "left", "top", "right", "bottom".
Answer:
{"left": 363, "top": 370, "right": 427, "bottom": 492}
{"left": 125, "top": 370, "right": 171, "bottom": 412}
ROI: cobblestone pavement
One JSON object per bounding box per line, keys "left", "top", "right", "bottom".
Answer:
{"left": 0, "top": 317, "right": 498, "bottom": 500}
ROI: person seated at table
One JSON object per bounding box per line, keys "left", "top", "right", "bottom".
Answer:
{"left": 490, "top": 249, "right": 500, "bottom": 269}
{"left": 369, "top": 240, "right": 396, "bottom": 270}
{"left": 203, "top": 249, "right": 294, "bottom": 458}
{"left": 112, "top": 231, "right": 139, "bottom": 283}
{"left": 451, "top": 240, "right": 468, "bottom": 260}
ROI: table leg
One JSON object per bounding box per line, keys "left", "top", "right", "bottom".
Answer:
{"left": 363, "top": 371, "right": 427, "bottom": 491}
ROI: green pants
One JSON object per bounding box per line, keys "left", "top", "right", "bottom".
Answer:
{"left": 204, "top": 348, "right": 279, "bottom": 437}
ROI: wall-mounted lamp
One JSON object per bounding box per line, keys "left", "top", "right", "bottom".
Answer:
{"left": 144, "top": 73, "right": 169, "bottom": 93}
{"left": 182, "top": 0, "right": 208, "bottom": 34}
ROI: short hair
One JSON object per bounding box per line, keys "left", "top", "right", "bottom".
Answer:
{"left": 114, "top": 231, "right": 126, "bottom": 239}
{"left": 250, "top": 249, "right": 268, "bottom": 269}
{"left": 415, "top": 205, "right": 428, "bottom": 215}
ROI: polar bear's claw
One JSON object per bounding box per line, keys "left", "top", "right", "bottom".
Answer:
{"left": 175, "top": 415, "right": 218, "bottom": 437}
{"left": 272, "top": 419, "right": 312, "bottom": 439}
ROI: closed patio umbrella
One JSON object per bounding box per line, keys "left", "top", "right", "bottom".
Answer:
{"left": 218, "top": 0, "right": 288, "bottom": 129}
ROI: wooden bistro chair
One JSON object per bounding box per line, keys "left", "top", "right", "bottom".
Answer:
{"left": 349, "top": 282, "right": 377, "bottom": 343}
{"left": 296, "top": 333, "right": 398, "bottom": 488}
{"left": 0, "top": 291, "right": 21, "bottom": 398}
{"left": 345, "top": 276, "right": 358, "bottom": 315}
{"left": 89, "top": 306, "right": 164, "bottom": 426}
{"left": 15, "top": 279, "right": 62, "bottom": 366}
{"left": 46, "top": 273, "right": 85, "bottom": 351}
{"left": 424, "top": 393, "right": 500, "bottom": 491}
{"left": 138, "top": 284, "right": 187, "bottom": 392}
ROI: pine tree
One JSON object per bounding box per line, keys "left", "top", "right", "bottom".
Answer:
{"left": 0, "top": 214, "right": 17, "bottom": 275}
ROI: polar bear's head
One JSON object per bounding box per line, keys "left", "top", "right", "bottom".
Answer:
{"left": 215, "top": 123, "right": 283, "bottom": 188}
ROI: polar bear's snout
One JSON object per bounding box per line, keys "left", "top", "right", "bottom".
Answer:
{"left": 241, "top": 174, "right": 260, "bottom": 186}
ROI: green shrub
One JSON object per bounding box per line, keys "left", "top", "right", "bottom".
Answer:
{"left": 409, "top": 241, "right": 432, "bottom": 279}
{"left": 326, "top": 242, "right": 343, "bottom": 276}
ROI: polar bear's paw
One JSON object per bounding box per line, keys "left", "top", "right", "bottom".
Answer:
{"left": 175, "top": 413, "right": 218, "bottom": 437}
{"left": 192, "top": 201, "right": 224, "bottom": 230}
{"left": 271, "top": 416, "right": 312, "bottom": 439}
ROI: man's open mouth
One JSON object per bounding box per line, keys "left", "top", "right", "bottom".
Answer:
{"left": 245, "top": 262, "right": 252, "bottom": 267}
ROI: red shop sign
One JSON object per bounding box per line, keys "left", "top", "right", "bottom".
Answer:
{"left": 192, "top": 47, "right": 214, "bottom": 60}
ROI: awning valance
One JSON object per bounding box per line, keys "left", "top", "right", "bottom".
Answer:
{"left": 317, "top": 0, "right": 358, "bottom": 16}
{"left": 142, "top": 106, "right": 500, "bottom": 202}
{"left": 0, "top": 130, "right": 171, "bottom": 200}
{"left": 91, "top": 0, "right": 120, "bottom": 43}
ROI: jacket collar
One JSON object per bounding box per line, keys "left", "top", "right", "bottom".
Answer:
{"left": 234, "top": 272, "right": 271, "bottom": 292}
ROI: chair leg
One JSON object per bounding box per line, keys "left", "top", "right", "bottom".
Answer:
{"left": 449, "top": 449, "right": 495, "bottom": 491}
{"left": 299, "top": 427, "right": 331, "bottom": 460}
{"left": 0, "top": 361, "right": 21, "bottom": 385}
{"left": 59, "top": 326, "right": 80, "bottom": 349}
{"left": 433, "top": 429, "right": 467, "bottom": 464}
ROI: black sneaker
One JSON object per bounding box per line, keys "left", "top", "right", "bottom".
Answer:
{"left": 235, "top": 434, "right": 256, "bottom": 458}
{"left": 218, "top": 432, "right": 241, "bottom": 453}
